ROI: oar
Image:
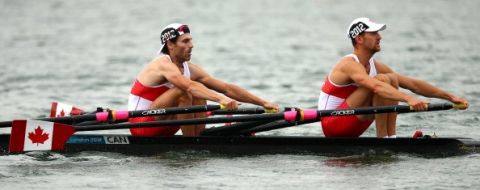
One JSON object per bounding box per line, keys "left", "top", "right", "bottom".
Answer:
{"left": 64, "top": 102, "right": 465, "bottom": 131}
{"left": 238, "top": 120, "right": 312, "bottom": 135}
{"left": 201, "top": 120, "right": 276, "bottom": 136}
{"left": 237, "top": 103, "right": 467, "bottom": 135}
{"left": 0, "top": 104, "right": 225, "bottom": 128}
{"left": 206, "top": 107, "right": 276, "bottom": 116}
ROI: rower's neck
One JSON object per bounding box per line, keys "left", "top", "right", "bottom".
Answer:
{"left": 353, "top": 48, "right": 374, "bottom": 67}
{"left": 169, "top": 55, "right": 184, "bottom": 68}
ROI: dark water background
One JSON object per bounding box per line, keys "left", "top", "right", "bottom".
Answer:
{"left": 1, "top": 0, "right": 479, "bottom": 189}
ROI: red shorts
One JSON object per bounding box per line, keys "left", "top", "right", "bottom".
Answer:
{"left": 321, "top": 101, "right": 373, "bottom": 137}
{"left": 129, "top": 117, "right": 180, "bottom": 137}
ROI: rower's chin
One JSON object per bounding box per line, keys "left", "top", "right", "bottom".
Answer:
{"left": 185, "top": 53, "right": 192, "bottom": 61}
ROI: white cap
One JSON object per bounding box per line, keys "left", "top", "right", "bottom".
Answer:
{"left": 347, "top": 17, "right": 386, "bottom": 39}
{"left": 157, "top": 23, "right": 190, "bottom": 55}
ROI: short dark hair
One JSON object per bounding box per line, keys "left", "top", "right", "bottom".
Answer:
{"left": 350, "top": 32, "right": 366, "bottom": 47}
{"left": 161, "top": 38, "right": 179, "bottom": 54}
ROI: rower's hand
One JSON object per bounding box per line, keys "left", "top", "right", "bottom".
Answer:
{"left": 220, "top": 98, "right": 239, "bottom": 110}
{"left": 450, "top": 96, "right": 469, "bottom": 110}
{"left": 262, "top": 102, "right": 280, "bottom": 113}
{"left": 407, "top": 97, "right": 430, "bottom": 111}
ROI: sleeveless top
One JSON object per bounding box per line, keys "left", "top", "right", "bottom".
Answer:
{"left": 128, "top": 55, "right": 191, "bottom": 111}
{"left": 317, "top": 54, "right": 377, "bottom": 110}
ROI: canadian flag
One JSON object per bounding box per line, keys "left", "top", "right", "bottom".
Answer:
{"left": 9, "top": 120, "right": 75, "bottom": 153}
{"left": 50, "top": 102, "right": 84, "bottom": 117}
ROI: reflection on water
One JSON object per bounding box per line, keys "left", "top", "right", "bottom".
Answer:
{"left": 324, "top": 154, "right": 401, "bottom": 168}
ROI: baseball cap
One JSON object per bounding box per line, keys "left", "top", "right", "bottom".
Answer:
{"left": 157, "top": 23, "right": 190, "bottom": 54}
{"left": 347, "top": 17, "right": 386, "bottom": 39}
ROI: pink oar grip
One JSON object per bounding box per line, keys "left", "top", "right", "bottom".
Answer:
{"left": 302, "top": 109, "right": 318, "bottom": 120}
{"left": 96, "top": 112, "right": 109, "bottom": 122}
{"left": 284, "top": 111, "right": 297, "bottom": 122}
{"left": 115, "top": 111, "right": 129, "bottom": 120}
{"left": 206, "top": 111, "right": 213, "bottom": 116}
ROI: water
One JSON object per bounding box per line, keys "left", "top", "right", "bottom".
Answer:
{"left": 1, "top": 0, "right": 479, "bottom": 189}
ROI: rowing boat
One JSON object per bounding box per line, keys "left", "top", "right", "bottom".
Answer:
{"left": 1, "top": 134, "right": 478, "bottom": 157}
{"left": 0, "top": 102, "right": 474, "bottom": 157}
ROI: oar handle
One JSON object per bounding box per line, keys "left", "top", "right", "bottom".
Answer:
{"left": 452, "top": 103, "right": 467, "bottom": 109}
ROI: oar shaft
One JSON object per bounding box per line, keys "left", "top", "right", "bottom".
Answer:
{"left": 125, "top": 105, "right": 222, "bottom": 119}
{"left": 74, "top": 113, "right": 285, "bottom": 131}
{"left": 201, "top": 120, "right": 275, "bottom": 136}
{"left": 75, "top": 103, "right": 458, "bottom": 132}
{"left": 316, "top": 103, "right": 454, "bottom": 118}
{"left": 207, "top": 107, "right": 266, "bottom": 116}
{"left": 217, "top": 103, "right": 458, "bottom": 136}
{"left": 0, "top": 121, "right": 13, "bottom": 128}
{"left": 0, "top": 105, "right": 223, "bottom": 128}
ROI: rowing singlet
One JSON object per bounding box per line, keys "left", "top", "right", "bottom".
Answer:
{"left": 317, "top": 54, "right": 377, "bottom": 137}
{"left": 127, "top": 55, "right": 191, "bottom": 136}
{"left": 318, "top": 54, "right": 377, "bottom": 110}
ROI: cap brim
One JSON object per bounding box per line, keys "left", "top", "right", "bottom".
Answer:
{"left": 366, "top": 23, "right": 386, "bottom": 32}
{"left": 156, "top": 44, "right": 166, "bottom": 55}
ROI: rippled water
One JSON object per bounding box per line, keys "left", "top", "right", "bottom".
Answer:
{"left": 1, "top": 0, "right": 479, "bottom": 189}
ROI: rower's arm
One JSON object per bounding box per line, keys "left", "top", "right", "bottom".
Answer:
{"left": 191, "top": 64, "right": 276, "bottom": 109}
{"left": 397, "top": 74, "right": 468, "bottom": 106}
{"left": 206, "top": 77, "right": 269, "bottom": 106}
{"left": 344, "top": 61, "right": 415, "bottom": 103}
{"left": 161, "top": 62, "right": 235, "bottom": 107}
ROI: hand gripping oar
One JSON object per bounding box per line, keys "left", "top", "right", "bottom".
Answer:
{"left": 0, "top": 104, "right": 226, "bottom": 128}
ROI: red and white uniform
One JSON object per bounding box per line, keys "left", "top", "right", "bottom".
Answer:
{"left": 317, "top": 54, "right": 377, "bottom": 137}
{"left": 128, "top": 55, "right": 191, "bottom": 136}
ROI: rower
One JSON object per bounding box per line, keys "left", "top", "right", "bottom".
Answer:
{"left": 317, "top": 17, "right": 469, "bottom": 138}
{"left": 128, "top": 23, "right": 278, "bottom": 137}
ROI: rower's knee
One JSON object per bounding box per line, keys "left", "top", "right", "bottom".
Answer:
{"left": 192, "top": 97, "right": 206, "bottom": 106}
{"left": 375, "top": 73, "right": 398, "bottom": 88}
{"left": 177, "top": 90, "right": 193, "bottom": 106}
{"left": 375, "top": 74, "right": 390, "bottom": 83}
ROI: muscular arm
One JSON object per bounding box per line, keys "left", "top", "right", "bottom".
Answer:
{"left": 190, "top": 64, "right": 276, "bottom": 108}
{"left": 342, "top": 60, "right": 415, "bottom": 103}
{"left": 148, "top": 58, "right": 236, "bottom": 107}
{"left": 396, "top": 74, "right": 469, "bottom": 106}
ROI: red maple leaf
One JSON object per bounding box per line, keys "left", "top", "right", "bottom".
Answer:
{"left": 28, "top": 126, "right": 50, "bottom": 146}
{"left": 57, "top": 109, "right": 65, "bottom": 117}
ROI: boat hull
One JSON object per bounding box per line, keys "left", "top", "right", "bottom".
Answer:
{"left": 0, "top": 134, "right": 477, "bottom": 157}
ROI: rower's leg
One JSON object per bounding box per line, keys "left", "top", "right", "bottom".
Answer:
{"left": 345, "top": 87, "right": 374, "bottom": 120}
{"left": 149, "top": 87, "right": 190, "bottom": 120}
{"left": 372, "top": 74, "right": 399, "bottom": 138}
{"left": 181, "top": 98, "right": 207, "bottom": 136}
{"left": 149, "top": 88, "right": 207, "bottom": 137}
